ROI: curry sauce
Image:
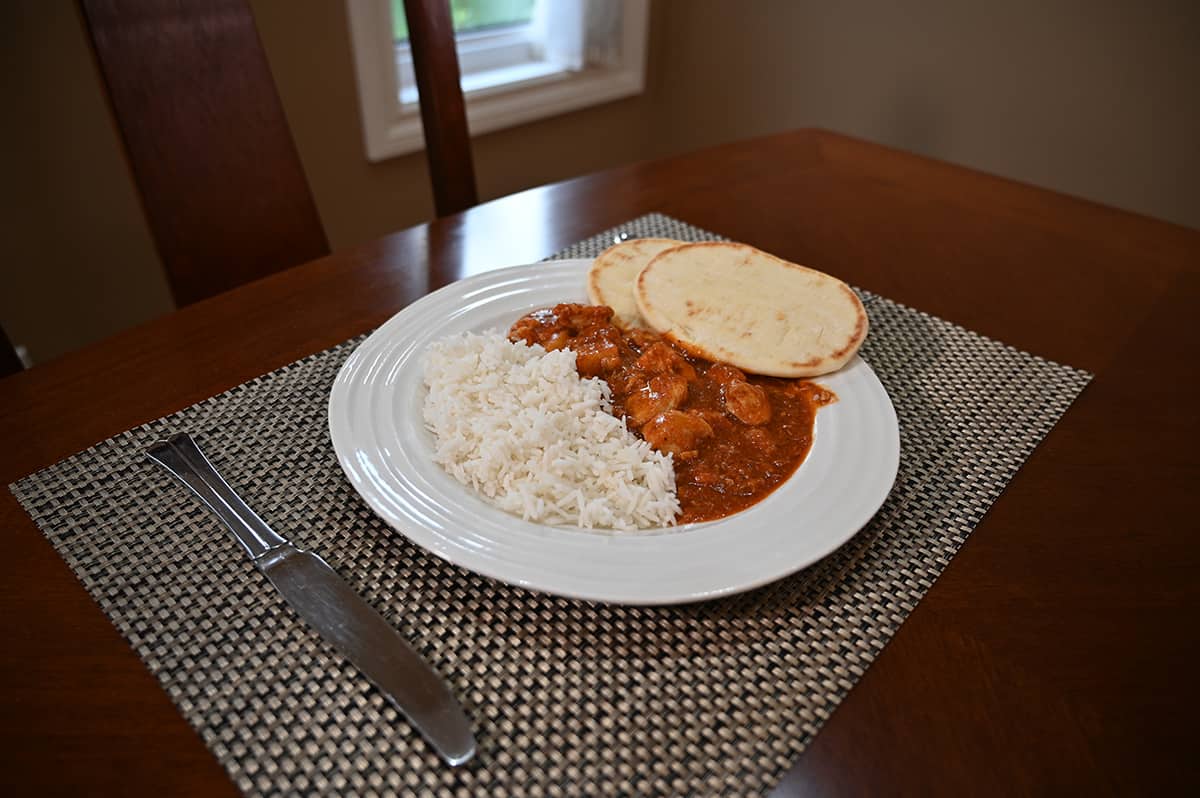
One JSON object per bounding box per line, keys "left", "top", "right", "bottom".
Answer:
{"left": 509, "top": 303, "right": 836, "bottom": 523}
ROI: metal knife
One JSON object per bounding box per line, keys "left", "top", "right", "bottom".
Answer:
{"left": 146, "top": 432, "right": 475, "bottom": 766}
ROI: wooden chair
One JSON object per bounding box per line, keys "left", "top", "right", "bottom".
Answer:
{"left": 403, "top": 0, "right": 479, "bottom": 218}
{"left": 78, "top": 0, "right": 477, "bottom": 308}
{"left": 1, "top": 0, "right": 477, "bottom": 377}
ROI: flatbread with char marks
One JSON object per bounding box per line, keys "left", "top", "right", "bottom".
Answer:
{"left": 633, "top": 242, "right": 868, "bottom": 378}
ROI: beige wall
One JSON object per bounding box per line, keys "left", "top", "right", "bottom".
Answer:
{"left": 3, "top": 0, "right": 1197, "bottom": 367}
{"left": 1, "top": 1, "right": 174, "bottom": 367}
{"left": 650, "top": 0, "right": 1200, "bottom": 226}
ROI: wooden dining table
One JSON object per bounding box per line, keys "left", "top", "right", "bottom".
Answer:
{"left": 2, "top": 129, "right": 1196, "bottom": 796}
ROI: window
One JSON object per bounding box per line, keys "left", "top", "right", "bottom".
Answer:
{"left": 346, "top": 0, "right": 649, "bottom": 161}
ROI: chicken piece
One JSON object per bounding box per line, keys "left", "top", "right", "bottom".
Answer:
{"left": 561, "top": 303, "right": 614, "bottom": 332}
{"left": 635, "top": 342, "right": 698, "bottom": 381}
{"left": 606, "top": 366, "right": 645, "bottom": 397}
{"left": 508, "top": 303, "right": 613, "bottom": 350}
{"left": 706, "top": 362, "right": 747, "bottom": 387}
{"left": 653, "top": 373, "right": 689, "bottom": 408}
{"left": 507, "top": 315, "right": 544, "bottom": 348}
{"left": 572, "top": 325, "right": 624, "bottom": 377}
{"left": 724, "top": 380, "right": 771, "bottom": 425}
{"left": 624, "top": 328, "right": 661, "bottom": 352}
{"left": 642, "top": 410, "right": 713, "bottom": 459}
{"left": 541, "top": 329, "right": 570, "bottom": 351}
{"left": 635, "top": 342, "right": 680, "bottom": 374}
{"left": 508, "top": 308, "right": 572, "bottom": 349}
{"left": 689, "top": 407, "right": 728, "bottom": 428}
{"left": 624, "top": 374, "right": 690, "bottom": 426}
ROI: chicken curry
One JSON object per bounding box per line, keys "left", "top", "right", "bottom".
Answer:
{"left": 509, "top": 303, "right": 835, "bottom": 523}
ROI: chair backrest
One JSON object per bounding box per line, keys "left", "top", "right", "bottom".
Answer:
{"left": 79, "top": 0, "right": 477, "bottom": 308}
{"left": 79, "top": 0, "right": 331, "bottom": 307}
{"left": 403, "top": 0, "right": 479, "bottom": 217}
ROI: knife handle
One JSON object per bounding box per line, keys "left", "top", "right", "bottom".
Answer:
{"left": 146, "top": 432, "right": 289, "bottom": 560}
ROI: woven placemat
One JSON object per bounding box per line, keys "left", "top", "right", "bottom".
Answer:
{"left": 11, "top": 213, "right": 1091, "bottom": 796}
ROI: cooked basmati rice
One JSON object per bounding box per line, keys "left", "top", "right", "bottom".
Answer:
{"left": 422, "top": 331, "right": 679, "bottom": 529}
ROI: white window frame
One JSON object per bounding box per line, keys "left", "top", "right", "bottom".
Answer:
{"left": 346, "top": 0, "right": 650, "bottom": 162}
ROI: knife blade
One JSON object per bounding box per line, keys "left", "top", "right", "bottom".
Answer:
{"left": 146, "top": 432, "right": 475, "bottom": 766}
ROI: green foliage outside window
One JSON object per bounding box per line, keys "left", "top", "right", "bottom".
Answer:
{"left": 390, "top": 0, "right": 537, "bottom": 43}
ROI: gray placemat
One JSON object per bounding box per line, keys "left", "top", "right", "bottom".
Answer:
{"left": 10, "top": 213, "right": 1091, "bottom": 796}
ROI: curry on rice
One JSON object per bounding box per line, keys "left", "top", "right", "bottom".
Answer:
{"left": 509, "top": 303, "right": 836, "bottom": 523}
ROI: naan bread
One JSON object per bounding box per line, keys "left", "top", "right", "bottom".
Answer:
{"left": 587, "top": 238, "right": 685, "bottom": 328}
{"left": 634, "top": 242, "right": 868, "bottom": 377}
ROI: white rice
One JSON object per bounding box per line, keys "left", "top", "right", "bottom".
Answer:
{"left": 422, "top": 331, "right": 679, "bottom": 529}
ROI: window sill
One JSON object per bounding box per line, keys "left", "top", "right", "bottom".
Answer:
{"left": 380, "top": 64, "right": 643, "bottom": 162}
{"left": 398, "top": 60, "right": 568, "bottom": 106}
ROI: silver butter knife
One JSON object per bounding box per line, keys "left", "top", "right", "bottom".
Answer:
{"left": 146, "top": 432, "right": 476, "bottom": 766}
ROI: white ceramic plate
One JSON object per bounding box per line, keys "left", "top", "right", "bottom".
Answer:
{"left": 329, "top": 259, "right": 899, "bottom": 605}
